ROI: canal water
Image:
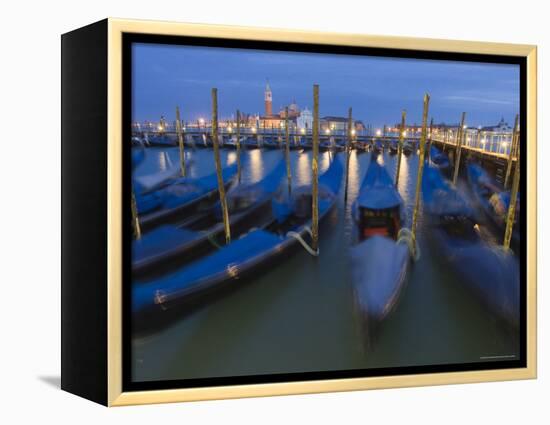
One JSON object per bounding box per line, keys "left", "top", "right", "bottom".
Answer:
{"left": 132, "top": 146, "right": 519, "bottom": 383}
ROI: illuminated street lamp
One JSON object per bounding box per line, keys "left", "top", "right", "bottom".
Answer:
{"left": 251, "top": 127, "right": 257, "bottom": 133}
{"left": 351, "top": 129, "right": 356, "bottom": 136}
{"left": 376, "top": 129, "right": 382, "bottom": 137}
{"left": 300, "top": 128, "right": 306, "bottom": 134}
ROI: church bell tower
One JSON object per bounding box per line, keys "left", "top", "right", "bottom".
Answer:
{"left": 264, "top": 80, "right": 272, "bottom": 117}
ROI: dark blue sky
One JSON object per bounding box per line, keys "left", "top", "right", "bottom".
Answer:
{"left": 132, "top": 43, "right": 519, "bottom": 128}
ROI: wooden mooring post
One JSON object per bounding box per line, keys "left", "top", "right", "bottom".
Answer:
{"left": 395, "top": 110, "right": 406, "bottom": 187}
{"left": 452, "top": 112, "right": 466, "bottom": 185}
{"left": 427, "top": 117, "right": 434, "bottom": 160}
{"left": 131, "top": 190, "right": 141, "bottom": 239}
{"left": 312, "top": 84, "right": 320, "bottom": 253}
{"left": 212, "top": 88, "right": 231, "bottom": 244}
{"left": 175, "top": 106, "right": 186, "bottom": 177}
{"left": 503, "top": 129, "right": 520, "bottom": 250}
{"left": 285, "top": 107, "right": 292, "bottom": 193}
{"left": 344, "top": 107, "right": 353, "bottom": 202}
{"left": 411, "top": 94, "right": 430, "bottom": 256}
{"left": 504, "top": 114, "right": 519, "bottom": 189}
{"left": 236, "top": 109, "right": 242, "bottom": 184}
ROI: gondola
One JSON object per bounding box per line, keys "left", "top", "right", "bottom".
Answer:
{"left": 299, "top": 138, "right": 312, "bottom": 150}
{"left": 402, "top": 141, "right": 414, "bottom": 156}
{"left": 319, "top": 140, "right": 335, "bottom": 151}
{"left": 136, "top": 162, "right": 239, "bottom": 231}
{"left": 133, "top": 156, "right": 344, "bottom": 323}
{"left": 131, "top": 136, "right": 144, "bottom": 147}
{"left": 350, "top": 158, "right": 411, "bottom": 340}
{"left": 372, "top": 139, "right": 383, "bottom": 154}
{"left": 429, "top": 145, "right": 450, "bottom": 171}
{"left": 133, "top": 159, "right": 287, "bottom": 278}
{"left": 147, "top": 134, "right": 177, "bottom": 147}
{"left": 422, "top": 164, "right": 519, "bottom": 329}
{"left": 262, "top": 137, "right": 281, "bottom": 149}
{"left": 388, "top": 140, "right": 398, "bottom": 155}
{"left": 289, "top": 138, "right": 304, "bottom": 150}
{"left": 467, "top": 162, "right": 520, "bottom": 249}
{"left": 243, "top": 137, "right": 261, "bottom": 149}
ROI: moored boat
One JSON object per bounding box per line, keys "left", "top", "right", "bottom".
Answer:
{"left": 429, "top": 145, "right": 450, "bottom": 171}
{"left": 148, "top": 134, "right": 177, "bottom": 147}
{"left": 136, "top": 162, "right": 238, "bottom": 231}
{"left": 388, "top": 140, "right": 398, "bottom": 155}
{"left": 467, "top": 162, "right": 520, "bottom": 249}
{"left": 402, "top": 141, "right": 414, "bottom": 156}
{"left": 350, "top": 159, "right": 412, "bottom": 340}
{"left": 422, "top": 164, "right": 519, "bottom": 329}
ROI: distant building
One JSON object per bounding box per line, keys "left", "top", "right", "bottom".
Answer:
{"left": 297, "top": 107, "right": 313, "bottom": 130}
{"left": 481, "top": 117, "right": 513, "bottom": 133}
{"left": 264, "top": 81, "right": 273, "bottom": 117}
{"left": 259, "top": 81, "right": 295, "bottom": 129}
{"left": 320, "top": 116, "right": 364, "bottom": 133}
{"left": 279, "top": 100, "right": 301, "bottom": 119}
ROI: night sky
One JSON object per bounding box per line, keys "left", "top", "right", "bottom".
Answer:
{"left": 132, "top": 43, "right": 519, "bottom": 128}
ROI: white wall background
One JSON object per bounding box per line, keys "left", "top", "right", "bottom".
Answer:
{"left": 0, "top": 0, "right": 546, "bottom": 422}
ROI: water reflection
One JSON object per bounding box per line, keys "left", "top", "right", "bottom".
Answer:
{"left": 226, "top": 151, "right": 237, "bottom": 166}
{"left": 248, "top": 149, "right": 263, "bottom": 183}
{"left": 396, "top": 154, "right": 409, "bottom": 203}
{"left": 320, "top": 151, "right": 331, "bottom": 173}
{"left": 158, "top": 151, "right": 168, "bottom": 171}
{"left": 296, "top": 152, "right": 310, "bottom": 185}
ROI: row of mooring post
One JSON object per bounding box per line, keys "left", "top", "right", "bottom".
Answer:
{"left": 410, "top": 93, "right": 430, "bottom": 257}
{"left": 311, "top": 84, "right": 320, "bottom": 253}
{"left": 211, "top": 88, "right": 231, "bottom": 244}
{"left": 452, "top": 112, "right": 467, "bottom": 186}
{"left": 344, "top": 107, "right": 353, "bottom": 202}
{"left": 175, "top": 106, "right": 186, "bottom": 177}
{"left": 395, "top": 110, "right": 406, "bottom": 187}
{"left": 504, "top": 114, "right": 520, "bottom": 188}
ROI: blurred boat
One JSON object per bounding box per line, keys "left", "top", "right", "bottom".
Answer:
{"left": 319, "top": 140, "right": 335, "bottom": 151}
{"left": 133, "top": 159, "right": 286, "bottom": 277}
{"left": 148, "top": 134, "right": 177, "bottom": 147}
{"left": 402, "top": 141, "right": 414, "bottom": 156}
{"left": 388, "top": 140, "right": 398, "bottom": 155}
{"left": 422, "top": 164, "right": 519, "bottom": 329}
{"left": 133, "top": 156, "right": 343, "bottom": 323}
{"left": 136, "top": 163, "right": 238, "bottom": 231}
{"left": 350, "top": 159, "right": 411, "bottom": 339}
{"left": 243, "top": 137, "right": 260, "bottom": 149}
{"left": 429, "top": 146, "right": 450, "bottom": 172}
{"left": 467, "top": 162, "right": 520, "bottom": 249}
{"left": 262, "top": 137, "right": 281, "bottom": 149}
{"left": 372, "top": 139, "right": 383, "bottom": 154}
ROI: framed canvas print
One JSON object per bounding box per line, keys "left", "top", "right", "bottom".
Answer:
{"left": 61, "top": 18, "right": 537, "bottom": 406}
